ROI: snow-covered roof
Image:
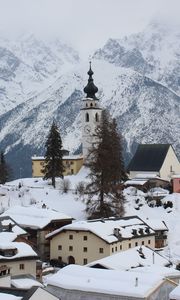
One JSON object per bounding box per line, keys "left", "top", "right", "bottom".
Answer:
{"left": 0, "top": 232, "right": 17, "bottom": 243}
{"left": 169, "top": 284, "right": 180, "bottom": 300}
{"left": 2, "top": 205, "right": 72, "bottom": 230}
{"left": 0, "top": 294, "right": 21, "bottom": 300}
{"left": 32, "top": 154, "right": 83, "bottom": 160}
{"left": 46, "top": 264, "right": 164, "bottom": 298}
{"left": 135, "top": 173, "right": 159, "bottom": 179}
{"left": 11, "top": 277, "right": 43, "bottom": 289}
{"left": 125, "top": 179, "right": 147, "bottom": 186}
{"left": 0, "top": 241, "right": 37, "bottom": 261}
{"left": 144, "top": 218, "right": 168, "bottom": 231}
{"left": 46, "top": 216, "right": 154, "bottom": 243}
{"left": 130, "top": 265, "right": 180, "bottom": 278}
{"left": 0, "top": 216, "right": 27, "bottom": 236}
{"left": 87, "top": 246, "right": 170, "bottom": 270}
{"left": 172, "top": 174, "right": 180, "bottom": 179}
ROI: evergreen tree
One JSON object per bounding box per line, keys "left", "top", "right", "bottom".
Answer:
{"left": 42, "top": 121, "right": 64, "bottom": 188}
{"left": 85, "top": 110, "right": 127, "bottom": 219}
{"left": 0, "top": 151, "right": 9, "bottom": 184}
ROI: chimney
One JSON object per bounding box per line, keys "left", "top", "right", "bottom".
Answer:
{"left": 113, "top": 228, "right": 121, "bottom": 239}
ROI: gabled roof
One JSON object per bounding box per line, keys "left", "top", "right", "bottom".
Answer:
{"left": 2, "top": 206, "right": 72, "bottom": 230}
{"left": 46, "top": 216, "right": 155, "bottom": 243}
{"left": 87, "top": 246, "right": 171, "bottom": 270}
{"left": 128, "top": 144, "right": 171, "bottom": 172}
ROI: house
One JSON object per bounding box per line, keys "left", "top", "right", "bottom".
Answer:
{"left": 46, "top": 264, "right": 177, "bottom": 300}
{"left": 144, "top": 218, "right": 168, "bottom": 248}
{"left": 172, "top": 175, "right": 180, "bottom": 193}
{"left": 87, "top": 245, "right": 171, "bottom": 270}
{"left": 46, "top": 216, "right": 155, "bottom": 265}
{"left": 124, "top": 173, "right": 170, "bottom": 192}
{"left": 2, "top": 206, "right": 73, "bottom": 261}
{"left": 127, "top": 144, "right": 180, "bottom": 181}
{"left": 0, "top": 232, "right": 38, "bottom": 277}
{"left": 32, "top": 154, "right": 83, "bottom": 177}
{"left": 0, "top": 216, "right": 29, "bottom": 244}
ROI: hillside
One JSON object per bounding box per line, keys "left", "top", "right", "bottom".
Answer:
{"left": 1, "top": 171, "right": 180, "bottom": 265}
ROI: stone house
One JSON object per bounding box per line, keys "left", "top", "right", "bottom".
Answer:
{"left": 46, "top": 216, "right": 155, "bottom": 265}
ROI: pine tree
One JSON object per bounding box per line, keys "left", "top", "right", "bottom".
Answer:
{"left": 85, "top": 110, "right": 127, "bottom": 219}
{"left": 42, "top": 121, "right": 64, "bottom": 188}
{"left": 0, "top": 151, "right": 9, "bottom": 184}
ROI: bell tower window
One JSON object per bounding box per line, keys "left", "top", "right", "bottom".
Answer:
{"left": 95, "top": 113, "right": 99, "bottom": 122}
{"left": 86, "top": 113, "right": 89, "bottom": 122}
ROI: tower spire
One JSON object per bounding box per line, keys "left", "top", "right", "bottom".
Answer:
{"left": 84, "top": 62, "right": 98, "bottom": 100}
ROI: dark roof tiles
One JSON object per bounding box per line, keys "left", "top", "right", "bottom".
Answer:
{"left": 128, "top": 144, "right": 171, "bottom": 172}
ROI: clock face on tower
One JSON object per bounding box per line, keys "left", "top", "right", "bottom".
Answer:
{"left": 84, "top": 125, "right": 91, "bottom": 134}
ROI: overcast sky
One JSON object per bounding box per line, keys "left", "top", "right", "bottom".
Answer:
{"left": 0, "top": 0, "right": 179, "bottom": 58}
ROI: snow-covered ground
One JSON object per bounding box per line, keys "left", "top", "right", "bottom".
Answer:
{"left": 0, "top": 167, "right": 180, "bottom": 264}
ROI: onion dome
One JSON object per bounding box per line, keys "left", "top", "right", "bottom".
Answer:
{"left": 84, "top": 62, "right": 98, "bottom": 99}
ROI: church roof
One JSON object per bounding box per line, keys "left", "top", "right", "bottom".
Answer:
{"left": 127, "top": 144, "right": 171, "bottom": 172}
{"left": 83, "top": 62, "right": 98, "bottom": 100}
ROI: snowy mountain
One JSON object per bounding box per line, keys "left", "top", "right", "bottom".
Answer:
{"left": 0, "top": 34, "right": 80, "bottom": 114}
{"left": 0, "top": 21, "right": 180, "bottom": 178}
{"left": 94, "top": 20, "right": 180, "bottom": 95}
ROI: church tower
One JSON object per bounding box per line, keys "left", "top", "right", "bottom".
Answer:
{"left": 82, "top": 63, "right": 102, "bottom": 159}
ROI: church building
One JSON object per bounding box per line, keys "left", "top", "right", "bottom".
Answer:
{"left": 81, "top": 62, "right": 102, "bottom": 159}
{"left": 32, "top": 63, "right": 101, "bottom": 177}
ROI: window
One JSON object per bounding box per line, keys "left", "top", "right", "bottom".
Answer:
{"left": 83, "top": 247, "right": 88, "bottom": 252}
{"left": 142, "top": 241, "right": 144, "bottom": 245}
{"left": 95, "top": 113, "right": 99, "bottom": 122}
{"left": 58, "top": 256, "right": 62, "bottom": 262}
{"left": 120, "top": 245, "right": 122, "bottom": 250}
{"left": 148, "top": 240, "right": 151, "bottom": 245}
{"left": 71, "top": 169, "right": 74, "bottom": 174}
{"left": 58, "top": 245, "right": 62, "bottom": 250}
{"left": 69, "top": 246, "right": 73, "bottom": 251}
{"left": 69, "top": 235, "right": 73, "bottom": 240}
{"left": 19, "top": 264, "right": 24, "bottom": 270}
{"left": 115, "top": 246, "right": 117, "bottom": 252}
{"left": 83, "top": 258, "right": 88, "bottom": 265}
{"left": 83, "top": 236, "right": 88, "bottom": 241}
{"left": 90, "top": 103, "right": 93, "bottom": 107}
{"left": 135, "top": 242, "right": 138, "bottom": 247}
{"left": 112, "top": 248, "right": 114, "bottom": 253}
{"left": 85, "top": 113, "right": 89, "bottom": 122}
{"left": 129, "top": 243, "right": 131, "bottom": 248}
{"left": 99, "top": 248, "right": 104, "bottom": 253}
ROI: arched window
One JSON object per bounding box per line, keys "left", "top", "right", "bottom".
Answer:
{"left": 86, "top": 113, "right": 89, "bottom": 122}
{"left": 90, "top": 103, "right": 93, "bottom": 107}
{"left": 86, "top": 103, "right": 88, "bottom": 107}
{"left": 95, "top": 113, "right": 99, "bottom": 122}
{"left": 68, "top": 256, "right": 75, "bottom": 264}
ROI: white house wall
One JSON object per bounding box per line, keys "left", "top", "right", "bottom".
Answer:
{"left": 160, "top": 146, "right": 180, "bottom": 180}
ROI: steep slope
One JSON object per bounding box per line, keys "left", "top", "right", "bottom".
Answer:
{"left": 94, "top": 20, "right": 180, "bottom": 95}
{"left": 0, "top": 34, "right": 79, "bottom": 115}
{"left": 0, "top": 61, "right": 179, "bottom": 178}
